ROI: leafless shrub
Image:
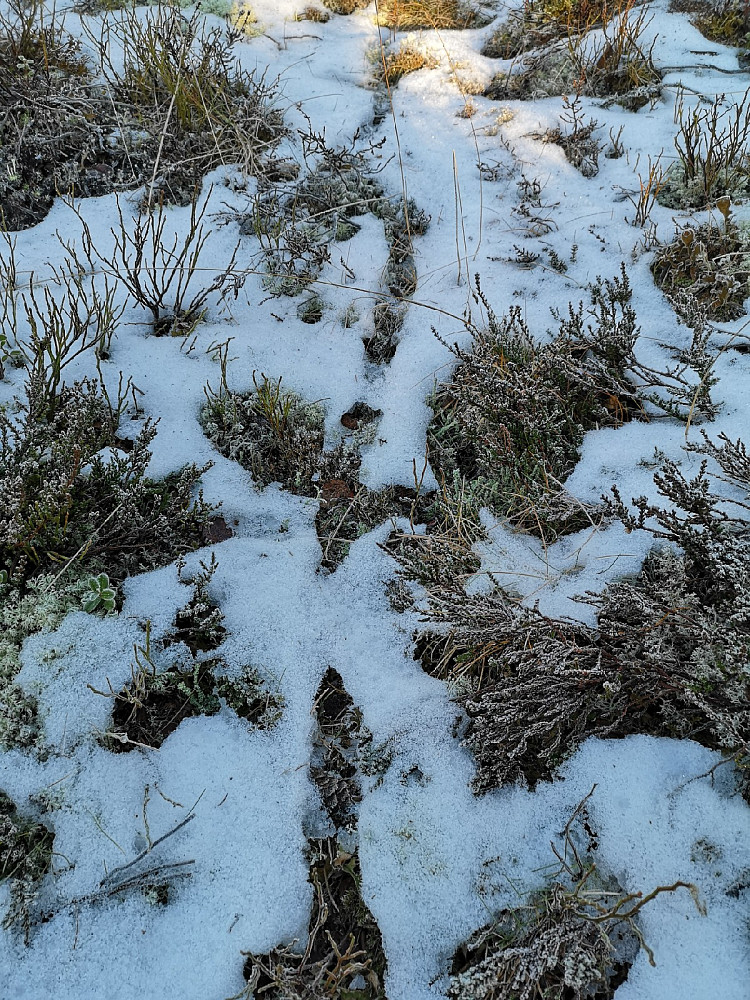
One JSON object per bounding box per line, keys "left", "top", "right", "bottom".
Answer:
{"left": 624, "top": 153, "right": 666, "bottom": 226}
{"left": 0, "top": 234, "right": 123, "bottom": 409}
{"left": 70, "top": 192, "right": 242, "bottom": 336}
{"left": 658, "top": 88, "right": 750, "bottom": 209}
{"left": 543, "top": 92, "right": 603, "bottom": 177}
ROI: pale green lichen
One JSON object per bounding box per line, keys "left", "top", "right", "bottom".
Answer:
{"left": 0, "top": 573, "right": 90, "bottom": 750}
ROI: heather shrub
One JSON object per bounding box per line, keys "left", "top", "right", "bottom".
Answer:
{"left": 410, "top": 436, "right": 750, "bottom": 793}
{"left": 427, "top": 268, "right": 643, "bottom": 540}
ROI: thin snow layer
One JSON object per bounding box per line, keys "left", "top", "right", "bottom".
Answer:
{"left": 2, "top": 532, "right": 749, "bottom": 1000}
{"left": 1, "top": 1, "right": 750, "bottom": 997}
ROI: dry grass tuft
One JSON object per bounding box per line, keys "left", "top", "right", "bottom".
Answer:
{"left": 296, "top": 4, "right": 331, "bottom": 21}
{"left": 373, "top": 42, "right": 439, "bottom": 84}
{"left": 377, "top": 0, "right": 485, "bottom": 30}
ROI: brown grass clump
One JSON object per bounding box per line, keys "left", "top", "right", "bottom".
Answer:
{"left": 322, "top": 0, "right": 371, "bottom": 13}
{"left": 374, "top": 42, "right": 439, "bottom": 84}
{"left": 377, "top": 0, "right": 485, "bottom": 29}
{"left": 296, "top": 4, "right": 331, "bottom": 20}
{"left": 656, "top": 89, "right": 750, "bottom": 210}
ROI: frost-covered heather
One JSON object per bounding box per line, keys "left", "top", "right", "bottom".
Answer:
{"left": 0, "top": 1, "right": 749, "bottom": 998}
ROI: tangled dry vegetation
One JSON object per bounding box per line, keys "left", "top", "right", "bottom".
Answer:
{"left": 233, "top": 123, "right": 428, "bottom": 365}
{"left": 656, "top": 89, "right": 750, "bottom": 210}
{"left": 427, "top": 268, "right": 645, "bottom": 541}
{"left": 0, "top": 376, "right": 212, "bottom": 588}
{"left": 202, "top": 373, "right": 438, "bottom": 570}
{"left": 652, "top": 209, "right": 750, "bottom": 323}
{"left": 95, "top": 558, "right": 283, "bottom": 752}
{"left": 0, "top": 0, "right": 748, "bottom": 991}
{"left": 424, "top": 263, "right": 722, "bottom": 548}
{"left": 0, "top": 370, "right": 214, "bottom": 750}
{"left": 0, "top": 0, "right": 284, "bottom": 230}
{"left": 0, "top": 194, "right": 226, "bottom": 751}
{"left": 0, "top": 789, "right": 54, "bottom": 943}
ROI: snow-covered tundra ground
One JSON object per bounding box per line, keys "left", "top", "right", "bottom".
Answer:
{"left": 0, "top": 0, "right": 749, "bottom": 997}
